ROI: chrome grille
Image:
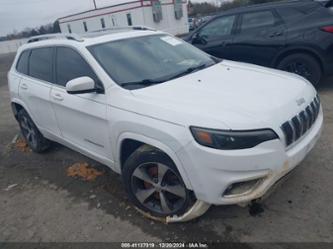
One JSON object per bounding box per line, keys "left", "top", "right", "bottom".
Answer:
{"left": 281, "top": 95, "right": 320, "bottom": 147}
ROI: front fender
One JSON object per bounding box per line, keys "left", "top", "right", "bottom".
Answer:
{"left": 115, "top": 131, "right": 193, "bottom": 190}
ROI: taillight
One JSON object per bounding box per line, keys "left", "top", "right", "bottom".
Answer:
{"left": 321, "top": 26, "right": 333, "bottom": 33}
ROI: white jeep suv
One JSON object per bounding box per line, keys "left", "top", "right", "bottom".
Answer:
{"left": 8, "top": 29, "right": 323, "bottom": 222}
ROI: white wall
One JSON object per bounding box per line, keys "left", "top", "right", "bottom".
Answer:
{"left": 59, "top": 0, "right": 189, "bottom": 36}
{"left": 142, "top": 1, "right": 189, "bottom": 35}
{"left": 0, "top": 38, "right": 28, "bottom": 54}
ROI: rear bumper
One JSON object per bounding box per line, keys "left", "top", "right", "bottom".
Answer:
{"left": 176, "top": 108, "right": 323, "bottom": 205}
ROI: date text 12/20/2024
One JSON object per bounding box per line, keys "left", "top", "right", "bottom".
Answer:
{"left": 121, "top": 242, "right": 208, "bottom": 248}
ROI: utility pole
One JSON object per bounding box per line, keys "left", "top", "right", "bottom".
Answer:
{"left": 93, "top": 0, "right": 97, "bottom": 9}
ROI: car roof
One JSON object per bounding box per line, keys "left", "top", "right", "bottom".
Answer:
{"left": 215, "top": 0, "right": 320, "bottom": 16}
{"left": 19, "top": 28, "right": 165, "bottom": 52}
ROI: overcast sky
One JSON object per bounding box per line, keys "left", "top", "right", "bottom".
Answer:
{"left": 0, "top": 0, "right": 220, "bottom": 36}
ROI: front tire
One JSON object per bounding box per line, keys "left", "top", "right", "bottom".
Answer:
{"left": 277, "top": 53, "right": 322, "bottom": 87}
{"left": 122, "top": 145, "right": 194, "bottom": 218}
{"left": 17, "top": 109, "right": 50, "bottom": 153}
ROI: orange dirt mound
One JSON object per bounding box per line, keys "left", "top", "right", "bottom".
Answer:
{"left": 67, "top": 162, "right": 103, "bottom": 181}
{"left": 15, "top": 138, "right": 31, "bottom": 153}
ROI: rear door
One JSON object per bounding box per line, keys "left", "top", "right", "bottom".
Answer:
{"left": 18, "top": 47, "right": 60, "bottom": 136}
{"left": 231, "top": 9, "right": 286, "bottom": 66}
{"left": 50, "top": 46, "right": 111, "bottom": 161}
{"left": 191, "top": 15, "right": 238, "bottom": 59}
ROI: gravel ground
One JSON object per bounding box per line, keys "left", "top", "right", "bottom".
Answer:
{"left": 1, "top": 53, "right": 333, "bottom": 244}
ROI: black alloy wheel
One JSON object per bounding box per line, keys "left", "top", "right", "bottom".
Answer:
{"left": 277, "top": 53, "right": 322, "bottom": 86}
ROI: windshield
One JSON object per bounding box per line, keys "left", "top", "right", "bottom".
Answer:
{"left": 88, "top": 34, "right": 216, "bottom": 89}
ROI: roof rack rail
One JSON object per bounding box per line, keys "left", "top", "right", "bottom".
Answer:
{"left": 27, "top": 33, "right": 83, "bottom": 43}
{"left": 89, "top": 25, "right": 156, "bottom": 34}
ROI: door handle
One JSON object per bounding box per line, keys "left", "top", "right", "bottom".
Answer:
{"left": 20, "top": 83, "right": 28, "bottom": 90}
{"left": 269, "top": 32, "right": 283, "bottom": 38}
{"left": 221, "top": 41, "right": 230, "bottom": 46}
{"left": 53, "top": 93, "right": 64, "bottom": 101}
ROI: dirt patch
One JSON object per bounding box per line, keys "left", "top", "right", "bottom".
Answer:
{"left": 67, "top": 162, "right": 104, "bottom": 182}
{"left": 15, "top": 138, "right": 31, "bottom": 153}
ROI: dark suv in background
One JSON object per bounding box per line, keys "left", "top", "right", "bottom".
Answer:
{"left": 186, "top": 0, "right": 333, "bottom": 86}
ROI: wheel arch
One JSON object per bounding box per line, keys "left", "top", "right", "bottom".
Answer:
{"left": 273, "top": 48, "right": 324, "bottom": 74}
{"left": 11, "top": 99, "right": 30, "bottom": 120}
{"left": 116, "top": 132, "right": 193, "bottom": 190}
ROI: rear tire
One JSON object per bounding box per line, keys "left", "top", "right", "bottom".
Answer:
{"left": 277, "top": 53, "right": 322, "bottom": 87}
{"left": 122, "top": 145, "right": 194, "bottom": 218}
{"left": 17, "top": 109, "right": 50, "bottom": 153}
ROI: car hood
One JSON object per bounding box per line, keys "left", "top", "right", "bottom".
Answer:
{"left": 129, "top": 60, "right": 317, "bottom": 130}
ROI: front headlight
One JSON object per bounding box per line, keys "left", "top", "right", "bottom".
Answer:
{"left": 190, "top": 126, "right": 278, "bottom": 150}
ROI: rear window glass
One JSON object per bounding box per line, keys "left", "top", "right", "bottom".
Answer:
{"left": 29, "top": 47, "right": 53, "bottom": 82}
{"left": 277, "top": 8, "right": 305, "bottom": 22}
{"left": 241, "top": 11, "right": 275, "bottom": 30}
{"left": 16, "top": 50, "right": 30, "bottom": 75}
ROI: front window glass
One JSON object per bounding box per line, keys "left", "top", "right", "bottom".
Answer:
{"left": 88, "top": 35, "right": 216, "bottom": 90}
{"left": 56, "top": 47, "right": 99, "bottom": 87}
{"left": 199, "top": 16, "right": 235, "bottom": 38}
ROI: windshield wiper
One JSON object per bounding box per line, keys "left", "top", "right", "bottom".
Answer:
{"left": 119, "top": 79, "right": 164, "bottom": 87}
{"left": 119, "top": 63, "right": 210, "bottom": 88}
{"left": 166, "top": 63, "right": 209, "bottom": 81}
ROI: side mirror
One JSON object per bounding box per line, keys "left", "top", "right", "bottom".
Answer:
{"left": 192, "top": 33, "right": 208, "bottom": 45}
{"left": 66, "top": 77, "right": 98, "bottom": 94}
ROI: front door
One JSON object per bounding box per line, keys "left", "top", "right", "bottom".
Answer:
{"left": 50, "top": 46, "right": 111, "bottom": 162}
{"left": 191, "top": 15, "right": 237, "bottom": 59}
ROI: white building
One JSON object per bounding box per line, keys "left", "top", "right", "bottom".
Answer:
{"left": 58, "top": 0, "right": 189, "bottom": 36}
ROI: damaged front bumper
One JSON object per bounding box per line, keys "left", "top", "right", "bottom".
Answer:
{"left": 135, "top": 200, "right": 211, "bottom": 223}
{"left": 136, "top": 109, "right": 323, "bottom": 223}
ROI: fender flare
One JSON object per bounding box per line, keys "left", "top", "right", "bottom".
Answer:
{"left": 116, "top": 132, "right": 193, "bottom": 190}
{"left": 10, "top": 98, "right": 32, "bottom": 119}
